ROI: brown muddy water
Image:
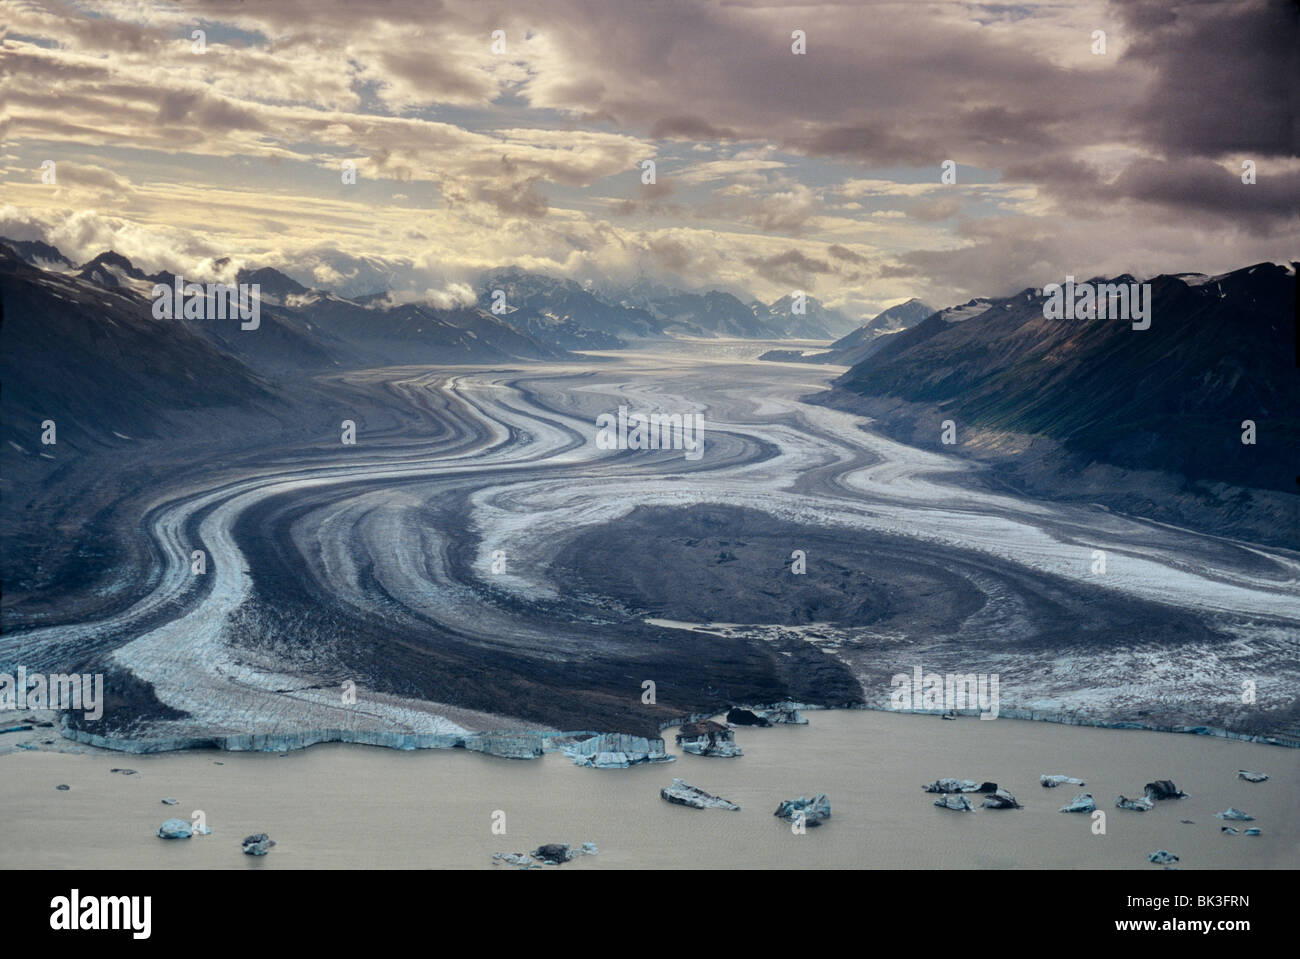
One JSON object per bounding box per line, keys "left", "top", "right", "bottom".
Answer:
{"left": 1, "top": 710, "right": 1294, "bottom": 869}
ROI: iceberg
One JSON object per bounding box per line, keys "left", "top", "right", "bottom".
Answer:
{"left": 1116, "top": 794, "right": 1154, "bottom": 811}
{"left": 1144, "top": 780, "right": 1187, "bottom": 800}
{"left": 675, "top": 720, "right": 743, "bottom": 757}
{"left": 661, "top": 778, "right": 740, "bottom": 810}
{"left": 156, "top": 818, "right": 192, "bottom": 839}
{"left": 934, "top": 794, "right": 974, "bottom": 811}
{"left": 564, "top": 733, "right": 674, "bottom": 768}
{"left": 1040, "top": 774, "right": 1085, "bottom": 788}
{"left": 982, "top": 788, "right": 1021, "bottom": 809}
{"left": 241, "top": 833, "right": 275, "bottom": 856}
{"left": 1059, "top": 792, "right": 1095, "bottom": 813}
{"left": 760, "top": 702, "right": 808, "bottom": 725}
{"left": 529, "top": 843, "right": 573, "bottom": 864}
{"left": 773, "top": 794, "right": 831, "bottom": 826}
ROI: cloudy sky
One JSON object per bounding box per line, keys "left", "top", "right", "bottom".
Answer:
{"left": 3, "top": 0, "right": 1296, "bottom": 318}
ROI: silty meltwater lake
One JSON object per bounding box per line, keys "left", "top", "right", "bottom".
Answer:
{"left": 3, "top": 709, "right": 1295, "bottom": 869}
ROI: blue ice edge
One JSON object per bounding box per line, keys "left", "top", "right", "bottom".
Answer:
{"left": 59, "top": 720, "right": 605, "bottom": 758}
{"left": 56, "top": 701, "right": 1298, "bottom": 757}
{"left": 862, "top": 703, "right": 1299, "bottom": 748}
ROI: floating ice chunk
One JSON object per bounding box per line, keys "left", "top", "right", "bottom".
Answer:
{"left": 934, "top": 794, "right": 974, "bottom": 811}
{"left": 565, "top": 733, "right": 675, "bottom": 768}
{"left": 726, "top": 707, "right": 769, "bottom": 727}
{"left": 774, "top": 794, "right": 831, "bottom": 825}
{"left": 661, "top": 778, "right": 740, "bottom": 810}
{"left": 529, "top": 843, "right": 573, "bottom": 864}
{"left": 759, "top": 703, "right": 808, "bottom": 725}
{"left": 1059, "top": 793, "right": 1095, "bottom": 813}
{"left": 1144, "top": 780, "right": 1187, "bottom": 800}
{"left": 1117, "top": 794, "right": 1154, "bottom": 811}
{"left": 1041, "top": 774, "right": 1085, "bottom": 788}
{"left": 982, "top": 788, "right": 1021, "bottom": 809}
{"left": 492, "top": 852, "right": 533, "bottom": 867}
{"left": 242, "top": 833, "right": 275, "bottom": 855}
{"left": 157, "top": 819, "right": 192, "bottom": 839}
{"left": 676, "top": 721, "right": 743, "bottom": 757}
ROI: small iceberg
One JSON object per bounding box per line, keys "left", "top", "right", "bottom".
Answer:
{"left": 675, "top": 721, "right": 743, "bottom": 757}
{"left": 492, "top": 852, "right": 535, "bottom": 868}
{"left": 1144, "top": 780, "right": 1188, "bottom": 800}
{"left": 661, "top": 778, "right": 740, "bottom": 810}
{"left": 1215, "top": 807, "right": 1254, "bottom": 821}
{"left": 726, "top": 707, "right": 770, "bottom": 727}
{"left": 773, "top": 794, "right": 831, "bottom": 826}
{"left": 530, "top": 843, "right": 573, "bottom": 864}
{"left": 1041, "top": 774, "right": 1085, "bottom": 788}
{"left": 1148, "top": 850, "right": 1179, "bottom": 865}
{"left": 1059, "top": 792, "right": 1095, "bottom": 813}
{"left": 761, "top": 703, "right": 809, "bottom": 725}
{"left": 1116, "top": 794, "right": 1154, "bottom": 812}
{"left": 156, "top": 819, "right": 192, "bottom": 840}
{"left": 982, "top": 788, "right": 1022, "bottom": 809}
{"left": 241, "top": 833, "right": 276, "bottom": 856}
{"left": 1238, "top": 770, "right": 1268, "bottom": 783}
{"left": 497, "top": 842, "right": 598, "bottom": 867}
{"left": 923, "top": 778, "right": 980, "bottom": 794}
{"left": 934, "top": 794, "right": 973, "bottom": 811}
{"left": 729, "top": 702, "right": 809, "bottom": 725}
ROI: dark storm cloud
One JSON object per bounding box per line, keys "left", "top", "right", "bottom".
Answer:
{"left": 744, "top": 248, "right": 835, "bottom": 287}
{"left": 827, "top": 244, "right": 869, "bottom": 264}
{"left": 1113, "top": 0, "right": 1299, "bottom": 157}
{"left": 649, "top": 116, "right": 739, "bottom": 141}
{"left": 1108, "top": 157, "right": 1300, "bottom": 229}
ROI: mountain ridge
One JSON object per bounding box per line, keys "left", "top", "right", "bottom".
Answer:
{"left": 830, "top": 262, "right": 1297, "bottom": 495}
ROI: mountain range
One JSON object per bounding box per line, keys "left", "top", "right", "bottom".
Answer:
{"left": 0, "top": 236, "right": 856, "bottom": 457}
{"left": 479, "top": 268, "right": 857, "bottom": 342}
{"left": 760, "top": 297, "right": 938, "bottom": 364}
{"left": 5, "top": 237, "right": 1294, "bottom": 503}
{"left": 5, "top": 239, "right": 860, "bottom": 360}
{"left": 830, "top": 264, "right": 1298, "bottom": 495}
